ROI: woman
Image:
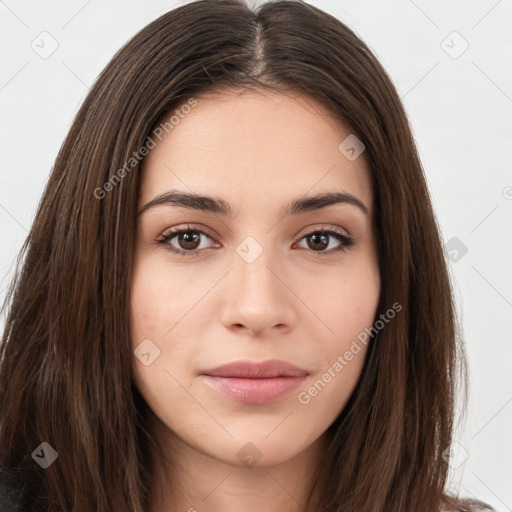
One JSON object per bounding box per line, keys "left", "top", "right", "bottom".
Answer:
{"left": 0, "top": 0, "right": 494, "bottom": 511}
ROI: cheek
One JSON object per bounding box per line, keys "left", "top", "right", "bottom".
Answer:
{"left": 309, "top": 266, "right": 379, "bottom": 391}
{"left": 334, "top": 276, "right": 379, "bottom": 345}
{"left": 129, "top": 260, "right": 194, "bottom": 428}
{"left": 295, "top": 277, "right": 378, "bottom": 421}
{"left": 129, "top": 257, "right": 208, "bottom": 397}
{"left": 306, "top": 262, "right": 380, "bottom": 346}
{"left": 130, "top": 256, "right": 198, "bottom": 344}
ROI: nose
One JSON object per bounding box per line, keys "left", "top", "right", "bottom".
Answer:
{"left": 220, "top": 245, "right": 298, "bottom": 336}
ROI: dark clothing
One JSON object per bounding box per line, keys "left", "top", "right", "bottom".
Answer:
{"left": 0, "top": 472, "right": 38, "bottom": 512}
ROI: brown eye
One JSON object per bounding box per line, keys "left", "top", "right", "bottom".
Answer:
{"left": 157, "top": 226, "right": 217, "bottom": 257}
{"left": 306, "top": 232, "right": 329, "bottom": 251}
{"left": 157, "top": 225, "right": 354, "bottom": 258}
{"left": 175, "top": 231, "right": 201, "bottom": 251}
{"left": 296, "top": 229, "right": 354, "bottom": 253}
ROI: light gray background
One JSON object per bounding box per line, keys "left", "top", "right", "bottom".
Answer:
{"left": 1, "top": 0, "right": 511, "bottom": 509}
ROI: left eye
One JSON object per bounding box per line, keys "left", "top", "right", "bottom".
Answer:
{"left": 295, "top": 230, "right": 353, "bottom": 253}
{"left": 156, "top": 225, "right": 354, "bottom": 257}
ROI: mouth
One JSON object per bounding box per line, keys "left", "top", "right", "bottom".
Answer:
{"left": 200, "top": 359, "right": 309, "bottom": 405}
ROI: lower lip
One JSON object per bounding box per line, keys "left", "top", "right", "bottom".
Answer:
{"left": 201, "top": 375, "right": 307, "bottom": 404}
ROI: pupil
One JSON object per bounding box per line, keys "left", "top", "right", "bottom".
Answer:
{"left": 309, "top": 233, "right": 327, "bottom": 250}
{"left": 180, "top": 232, "right": 200, "bottom": 250}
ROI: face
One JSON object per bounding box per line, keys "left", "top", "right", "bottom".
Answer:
{"left": 130, "top": 88, "right": 380, "bottom": 469}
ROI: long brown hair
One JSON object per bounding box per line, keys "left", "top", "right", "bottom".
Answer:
{"left": 0, "top": 1, "right": 494, "bottom": 511}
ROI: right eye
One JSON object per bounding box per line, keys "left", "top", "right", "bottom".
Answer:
{"left": 156, "top": 225, "right": 219, "bottom": 257}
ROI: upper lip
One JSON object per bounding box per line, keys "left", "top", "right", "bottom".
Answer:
{"left": 202, "top": 359, "right": 309, "bottom": 378}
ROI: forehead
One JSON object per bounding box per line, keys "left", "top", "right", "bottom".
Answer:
{"left": 139, "top": 88, "right": 373, "bottom": 216}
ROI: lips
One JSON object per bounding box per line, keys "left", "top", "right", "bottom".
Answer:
{"left": 201, "top": 360, "right": 309, "bottom": 404}
{"left": 202, "top": 360, "right": 309, "bottom": 379}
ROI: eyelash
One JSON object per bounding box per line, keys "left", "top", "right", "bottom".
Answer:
{"left": 156, "top": 224, "right": 354, "bottom": 258}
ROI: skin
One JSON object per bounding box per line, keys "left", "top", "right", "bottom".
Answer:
{"left": 130, "top": 88, "right": 381, "bottom": 512}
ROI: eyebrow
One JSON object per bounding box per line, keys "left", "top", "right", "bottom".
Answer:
{"left": 138, "top": 189, "right": 369, "bottom": 217}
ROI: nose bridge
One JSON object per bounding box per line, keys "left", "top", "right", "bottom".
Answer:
{"left": 221, "top": 233, "right": 295, "bottom": 332}
{"left": 234, "top": 234, "right": 282, "bottom": 304}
